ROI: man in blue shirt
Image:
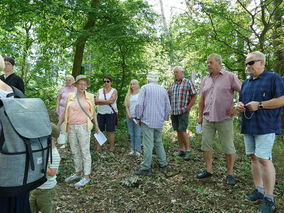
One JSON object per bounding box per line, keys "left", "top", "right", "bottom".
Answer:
{"left": 135, "top": 71, "right": 171, "bottom": 176}
{"left": 238, "top": 51, "right": 284, "bottom": 213}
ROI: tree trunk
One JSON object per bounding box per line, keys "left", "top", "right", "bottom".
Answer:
{"left": 72, "top": 0, "right": 99, "bottom": 77}
{"left": 159, "top": 0, "right": 169, "bottom": 36}
{"left": 272, "top": 0, "right": 284, "bottom": 77}
{"left": 21, "top": 22, "right": 33, "bottom": 83}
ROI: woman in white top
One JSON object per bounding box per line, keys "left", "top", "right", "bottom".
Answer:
{"left": 95, "top": 76, "right": 118, "bottom": 152}
{"left": 124, "top": 79, "right": 141, "bottom": 156}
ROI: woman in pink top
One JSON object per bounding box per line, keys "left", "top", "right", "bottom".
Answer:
{"left": 57, "top": 75, "right": 99, "bottom": 188}
{"left": 56, "top": 75, "right": 77, "bottom": 147}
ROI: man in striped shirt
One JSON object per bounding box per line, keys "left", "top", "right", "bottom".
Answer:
{"left": 135, "top": 72, "right": 171, "bottom": 176}
{"left": 168, "top": 66, "right": 197, "bottom": 160}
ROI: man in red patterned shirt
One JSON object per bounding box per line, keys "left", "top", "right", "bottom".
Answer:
{"left": 168, "top": 66, "right": 197, "bottom": 160}
{"left": 197, "top": 54, "right": 241, "bottom": 186}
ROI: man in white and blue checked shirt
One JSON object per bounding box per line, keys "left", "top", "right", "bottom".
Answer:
{"left": 135, "top": 71, "right": 171, "bottom": 176}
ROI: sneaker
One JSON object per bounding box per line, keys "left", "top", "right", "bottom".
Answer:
{"left": 74, "top": 177, "right": 90, "bottom": 188}
{"left": 174, "top": 150, "right": 186, "bottom": 157}
{"left": 258, "top": 197, "right": 276, "bottom": 213}
{"left": 135, "top": 152, "right": 141, "bottom": 157}
{"left": 197, "top": 170, "right": 213, "bottom": 179}
{"left": 65, "top": 174, "right": 82, "bottom": 183}
{"left": 128, "top": 150, "right": 134, "bottom": 155}
{"left": 60, "top": 145, "right": 66, "bottom": 149}
{"left": 134, "top": 169, "right": 151, "bottom": 176}
{"left": 245, "top": 189, "right": 264, "bottom": 203}
{"left": 226, "top": 175, "right": 236, "bottom": 186}
{"left": 184, "top": 151, "right": 192, "bottom": 160}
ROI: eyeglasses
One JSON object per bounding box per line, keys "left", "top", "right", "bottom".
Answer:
{"left": 104, "top": 80, "right": 110, "bottom": 83}
{"left": 4, "top": 63, "right": 12, "bottom": 66}
{"left": 246, "top": 60, "right": 261, "bottom": 66}
{"left": 78, "top": 83, "right": 87, "bottom": 87}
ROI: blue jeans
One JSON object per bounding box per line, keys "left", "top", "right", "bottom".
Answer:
{"left": 126, "top": 116, "right": 141, "bottom": 153}
{"left": 244, "top": 133, "right": 275, "bottom": 160}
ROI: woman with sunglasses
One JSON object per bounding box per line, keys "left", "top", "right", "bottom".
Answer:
{"left": 95, "top": 76, "right": 118, "bottom": 152}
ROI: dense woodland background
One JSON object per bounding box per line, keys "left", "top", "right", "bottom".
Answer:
{"left": 0, "top": 0, "right": 283, "bottom": 212}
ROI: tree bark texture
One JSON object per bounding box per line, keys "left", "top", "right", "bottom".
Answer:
{"left": 72, "top": 0, "right": 99, "bottom": 77}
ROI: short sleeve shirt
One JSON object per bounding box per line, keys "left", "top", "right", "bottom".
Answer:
{"left": 199, "top": 70, "right": 241, "bottom": 122}
{"left": 168, "top": 78, "right": 197, "bottom": 115}
{"left": 58, "top": 86, "right": 77, "bottom": 117}
{"left": 239, "top": 70, "right": 284, "bottom": 135}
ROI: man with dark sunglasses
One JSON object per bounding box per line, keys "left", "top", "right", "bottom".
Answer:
{"left": 238, "top": 51, "right": 284, "bottom": 213}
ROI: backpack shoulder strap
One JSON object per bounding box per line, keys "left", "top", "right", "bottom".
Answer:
{"left": 11, "top": 86, "right": 25, "bottom": 98}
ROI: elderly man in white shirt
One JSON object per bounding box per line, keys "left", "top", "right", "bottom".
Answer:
{"left": 135, "top": 72, "right": 171, "bottom": 176}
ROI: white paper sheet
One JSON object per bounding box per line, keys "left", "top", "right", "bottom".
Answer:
{"left": 196, "top": 124, "right": 202, "bottom": 133}
{"left": 94, "top": 131, "right": 107, "bottom": 146}
{"left": 133, "top": 119, "right": 138, "bottom": 125}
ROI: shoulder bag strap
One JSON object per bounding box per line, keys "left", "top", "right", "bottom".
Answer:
{"left": 103, "top": 88, "right": 117, "bottom": 116}
{"left": 76, "top": 93, "right": 94, "bottom": 124}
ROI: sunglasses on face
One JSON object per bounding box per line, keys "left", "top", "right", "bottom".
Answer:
{"left": 78, "top": 83, "right": 87, "bottom": 87}
{"left": 104, "top": 80, "right": 110, "bottom": 83}
{"left": 246, "top": 59, "right": 261, "bottom": 66}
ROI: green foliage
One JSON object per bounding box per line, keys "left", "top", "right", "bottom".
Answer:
{"left": 167, "top": 0, "right": 283, "bottom": 81}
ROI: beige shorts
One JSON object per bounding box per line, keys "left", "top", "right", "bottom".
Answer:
{"left": 201, "top": 118, "right": 235, "bottom": 154}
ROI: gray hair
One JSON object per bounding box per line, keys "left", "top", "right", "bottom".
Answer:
{"left": 147, "top": 71, "right": 159, "bottom": 82}
{"left": 247, "top": 51, "right": 266, "bottom": 64}
{"left": 172, "top": 66, "right": 184, "bottom": 72}
{"left": 207, "top": 54, "right": 222, "bottom": 63}
{"left": 0, "top": 55, "right": 4, "bottom": 71}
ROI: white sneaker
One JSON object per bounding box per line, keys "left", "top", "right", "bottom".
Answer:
{"left": 128, "top": 150, "right": 134, "bottom": 155}
{"left": 65, "top": 174, "right": 82, "bottom": 183}
{"left": 60, "top": 145, "right": 66, "bottom": 149}
{"left": 135, "top": 152, "right": 141, "bottom": 157}
{"left": 74, "top": 177, "right": 90, "bottom": 188}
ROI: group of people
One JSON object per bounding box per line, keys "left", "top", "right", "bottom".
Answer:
{"left": 128, "top": 52, "right": 284, "bottom": 213}
{"left": 51, "top": 51, "right": 284, "bottom": 213}
{"left": 0, "top": 50, "right": 283, "bottom": 213}
{"left": 56, "top": 75, "right": 118, "bottom": 189}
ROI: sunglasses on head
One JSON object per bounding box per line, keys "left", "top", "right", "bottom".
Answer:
{"left": 246, "top": 59, "right": 261, "bottom": 66}
{"left": 104, "top": 80, "right": 110, "bottom": 83}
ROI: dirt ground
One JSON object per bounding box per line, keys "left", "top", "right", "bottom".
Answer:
{"left": 51, "top": 121, "right": 284, "bottom": 213}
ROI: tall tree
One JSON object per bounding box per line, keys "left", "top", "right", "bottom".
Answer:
{"left": 72, "top": 0, "right": 99, "bottom": 77}
{"left": 166, "top": 0, "right": 284, "bottom": 81}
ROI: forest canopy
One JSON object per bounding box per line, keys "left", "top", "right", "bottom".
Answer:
{"left": 0, "top": 0, "right": 283, "bottom": 109}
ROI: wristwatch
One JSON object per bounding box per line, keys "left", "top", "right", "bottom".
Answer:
{"left": 258, "top": 102, "right": 264, "bottom": 109}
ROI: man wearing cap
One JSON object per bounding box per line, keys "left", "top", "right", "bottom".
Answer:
{"left": 135, "top": 72, "right": 171, "bottom": 176}
{"left": 237, "top": 51, "right": 284, "bottom": 213}
{"left": 0, "top": 57, "right": 25, "bottom": 93}
{"left": 168, "top": 66, "right": 197, "bottom": 160}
